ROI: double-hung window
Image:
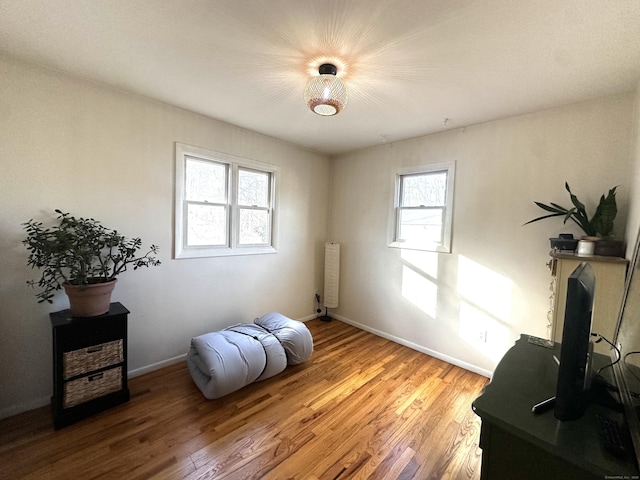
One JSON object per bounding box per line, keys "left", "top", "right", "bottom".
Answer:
{"left": 389, "top": 162, "right": 455, "bottom": 253}
{"left": 175, "top": 143, "right": 277, "bottom": 258}
{"left": 236, "top": 167, "right": 272, "bottom": 246}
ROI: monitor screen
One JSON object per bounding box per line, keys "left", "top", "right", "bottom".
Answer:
{"left": 554, "top": 261, "right": 595, "bottom": 421}
{"left": 613, "top": 228, "right": 640, "bottom": 468}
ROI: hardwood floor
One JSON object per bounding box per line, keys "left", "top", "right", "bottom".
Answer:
{"left": 0, "top": 319, "right": 489, "bottom": 479}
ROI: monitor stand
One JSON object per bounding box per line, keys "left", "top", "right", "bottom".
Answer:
{"left": 532, "top": 396, "right": 556, "bottom": 414}
{"left": 531, "top": 374, "right": 623, "bottom": 415}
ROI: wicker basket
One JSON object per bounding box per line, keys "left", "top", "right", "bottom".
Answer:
{"left": 63, "top": 339, "right": 123, "bottom": 380}
{"left": 63, "top": 367, "right": 122, "bottom": 408}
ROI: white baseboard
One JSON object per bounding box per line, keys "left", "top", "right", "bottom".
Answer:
{"left": 0, "top": 354, "right": 188, "bottom": 420}
{"left": 128, "top": 353, "right": 187, "bottom": 378}
{"left": 0, "top": 396, "right": 51, "bottom": 420}
{"left": 2, "top": 312, "right": 488, "bottom": 420}
{"left": 129, "top": 313, "right": 316, "bottom": 379}
{"left": 330, "top": 313, "right": 493, "bottom": 379}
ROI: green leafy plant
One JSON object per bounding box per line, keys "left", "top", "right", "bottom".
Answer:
{"left": 23, "top": 209, "right": 161, "bottom": 303}
{"left": 524, "top": 182, "right": 617, "bottom": 237}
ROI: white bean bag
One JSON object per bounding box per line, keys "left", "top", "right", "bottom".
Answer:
{"left": 187, "top": 327, "right": 266, "bottom": 400}
{"left": 255, "top": 312, "right": 313, "bottom": 365}
{"left": 230, "top": 323, "right": 288, "bottom": 381}
{"left": 187, "top": 313, "right": 313, "bottom": 400}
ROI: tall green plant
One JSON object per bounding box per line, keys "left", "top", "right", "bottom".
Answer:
{"left": 524, "top": 182, "right": 617, "bottom": 237}
{"left": 23, "top": 209, "right": 160, "bottom": 303}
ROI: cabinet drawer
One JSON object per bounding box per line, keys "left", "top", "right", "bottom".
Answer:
{"left": 63, "top": 339, "right": 123, "bottom": 380}
{"left": 63, "top": 367, "right": 122, "bottom": 408}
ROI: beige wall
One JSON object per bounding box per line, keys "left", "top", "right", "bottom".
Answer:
{"left": 1, "top": 50, "right": 638, "bottom": 418}
{"left": 329, "top": 94, "right": 636, "bottom": 375}
{"left": 0, "top": 54, "right": 330, "bottom": 417}
{"left": 625, "top": 81, "right": 640, "bottom": 251}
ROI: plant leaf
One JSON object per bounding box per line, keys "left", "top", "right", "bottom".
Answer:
{"left": 525, "top": 182, "right": 617, "bottom": 237}
{"left": 523, "top": 212, "right": 565, "bottom": 226}
{"left": 566, "top": 183, "right": 588, "bottom": 218}
{"left": 591, "top": 186, "right": 618, "bottom": 236}
{"left": 533, "top": 202, "right": 568, "bottom": 214}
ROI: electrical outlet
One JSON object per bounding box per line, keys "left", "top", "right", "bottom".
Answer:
{"left": 477, "top": 329, "right": 488, "bottom": 343}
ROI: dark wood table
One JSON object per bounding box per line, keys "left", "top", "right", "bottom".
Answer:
{"left": 473, "top": 334, "right": 639, "bottom": 479}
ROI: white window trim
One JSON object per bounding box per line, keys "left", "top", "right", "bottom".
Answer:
{"left": 235, "top": 166, "right": 273, "bottom": 248}
{"left": 388, "top": 161, "right": 455, "bottom": 253}
{"left": 174, "top": 142, "right": 279, "bottom": 259}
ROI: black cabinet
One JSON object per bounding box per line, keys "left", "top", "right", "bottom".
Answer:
{"left": 473, "top": 335, "right": 639, "bottom": 479}
{"left": 50, "top": 302, "right": 130, "bottom": 429}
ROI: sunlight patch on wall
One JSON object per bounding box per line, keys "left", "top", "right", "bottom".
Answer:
{"left": 459, "top": 302, "right": 511, "bottom": 363}
{"left": 401, "top": 249, "right": 439, "bottom": 318}
{"left": 457, "top": 256, "right": 513, "bottom": 361}
{"left": 457, "top": 256, "right": 512, "bottom": 322}
{"left": 402, "top": 266, "right": 438, "bottom": 318}
{"left": 401, "top": 249, "right": 438, "bottom": 278}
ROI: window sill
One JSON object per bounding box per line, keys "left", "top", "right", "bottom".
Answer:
{"left": 388, "top": 241, "right": 450, "bottom": 254}
{"left": 175, "top": 245, "right": 277, "bottom": 259}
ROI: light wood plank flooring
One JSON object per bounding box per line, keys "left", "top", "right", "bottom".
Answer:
{"left": 0, "top": 319, "right": 489, "bottom": 479}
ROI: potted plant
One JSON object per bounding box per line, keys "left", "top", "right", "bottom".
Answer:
{"left": 23, "top": 209, "right": 161, "bottom": 316}
{"left": 524, "top": 182, "right": 622, "bottom": 256}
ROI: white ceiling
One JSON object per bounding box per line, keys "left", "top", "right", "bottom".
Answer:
{"left": 1, "top": 0, "right": 640, "bottom": 155}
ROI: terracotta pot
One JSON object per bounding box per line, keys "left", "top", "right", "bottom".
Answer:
{"left": 63, "top": 279, "right": 117, "bottom": 317}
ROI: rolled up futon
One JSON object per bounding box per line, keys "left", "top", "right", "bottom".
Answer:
{"left": 187, "top": 312, "right": 313, "bottom": 399}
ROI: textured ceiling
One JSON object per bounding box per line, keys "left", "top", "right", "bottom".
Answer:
{"left": 1, "top": 0, "right": 640, "bottom": 155}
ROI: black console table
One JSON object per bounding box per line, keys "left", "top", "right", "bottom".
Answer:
{"left": 473, "top": 334, "right": 639, "bottom": 479}
{"left": 50, "top": 302, "right": 130, "bottom": 429}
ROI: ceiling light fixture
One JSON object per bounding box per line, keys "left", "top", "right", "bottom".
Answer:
{"left": 304, "top": 63, "right": 348, "bottom": 116}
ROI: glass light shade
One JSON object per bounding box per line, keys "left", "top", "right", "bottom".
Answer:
{"left": 304, "top": 74, "right": 348, "bottom": 116}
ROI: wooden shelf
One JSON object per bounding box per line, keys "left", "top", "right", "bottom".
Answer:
{"left": 550, "top": 250, "right": 628, "bottom": 264}
{"left": 549, "top": 254, "right": 629, "bottom": 352}
{"left": 50, "top": 302, "right": 130, "bottom": 429}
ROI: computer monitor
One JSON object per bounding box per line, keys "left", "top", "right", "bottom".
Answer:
{"left": 554, "top": 261, "right": 595, "bottom": 421}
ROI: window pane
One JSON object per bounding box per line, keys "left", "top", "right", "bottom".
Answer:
{"left": 401, "top": 172, "right": 447, "bottom": 207}
{"left": 399, "top": 208, "right": 444, "bottom": 244}
{"left": 239, "top": 208, "right": 269, "bottom": 245}
{"left": 186, "top": 157, "right": 227, "bottom": 203}
{"left": 187, "top": 203, "right": 227, "bottom": 246}
{"left": 238, "top": 169, "right": 269, "bottom": 207}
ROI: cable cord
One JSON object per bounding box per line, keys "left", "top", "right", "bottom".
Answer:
{"left": 592, "top": 333, "right": 621, "bottom": 376}
{"left": 622, "top": 350, "right": 640, "bottom": 397}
